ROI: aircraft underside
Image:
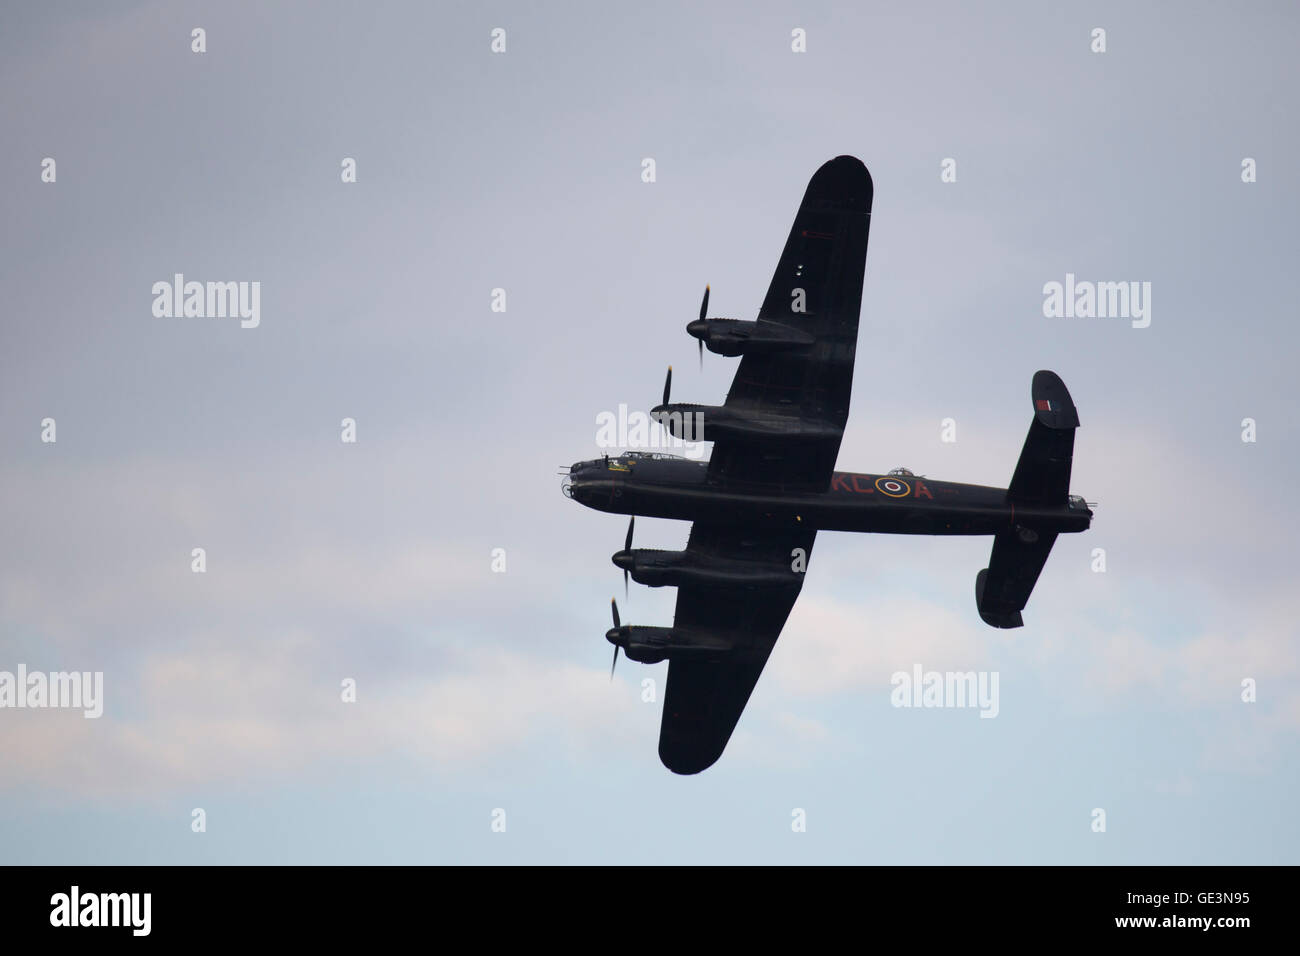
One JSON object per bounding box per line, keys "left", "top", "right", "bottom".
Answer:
{"left": 563, "top": 156, "right": 1094, "bottom": 773}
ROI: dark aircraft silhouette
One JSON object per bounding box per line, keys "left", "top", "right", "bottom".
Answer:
{"left": 562, "top": 156, "right": 1093, "bottom": 774}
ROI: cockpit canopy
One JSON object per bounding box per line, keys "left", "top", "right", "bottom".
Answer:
{"left": 619, "top": 451, "right": 694, "bottom": 462}
{"left": 594, "top": 451, "right": 706, "bottom": 470}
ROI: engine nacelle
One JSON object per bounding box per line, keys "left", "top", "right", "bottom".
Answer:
{"left": 613, "top": 548, "right": 804, "bottom": 590}
{"left": 687, "top": 318, "right": 815, "bottom": 357}
{"left": 650, "top": 403, "right": 840, "bottom": 444}
{"left": 608, "top": 625, "right": 734, "bottom": 663}
{"left": 617, "top": 626, "right": 673, "bottom": 664}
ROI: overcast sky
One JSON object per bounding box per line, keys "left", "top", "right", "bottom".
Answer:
{"left": 1, "top": 0, "right": 1297, "bottom": 863}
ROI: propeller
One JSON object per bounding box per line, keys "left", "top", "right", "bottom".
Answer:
{"left": 611, "top": 517, "right": 636, "bottom": 597}
{"left": 623, "top": 516, "right": 634, "bottom": 598}
{"left": 608, "top": 597, "right": 624, "bottom": 680}
{"left": 661, "top": 365, "right": 672, "bottom": 407}
{"left": 697, "top": 285, "right": 710, "bottom": 367}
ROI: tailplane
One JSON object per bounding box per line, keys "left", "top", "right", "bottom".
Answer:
{"left": 975, "top": 371, "right": 1081, "bottom": 628}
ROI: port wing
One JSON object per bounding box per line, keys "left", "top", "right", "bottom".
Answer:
{"left": 706, "top": 156, "right": 873, "bottom": 492}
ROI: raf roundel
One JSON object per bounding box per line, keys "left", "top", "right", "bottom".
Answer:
{"left": 875, "top": 476, "right": 911, "bottom": 497}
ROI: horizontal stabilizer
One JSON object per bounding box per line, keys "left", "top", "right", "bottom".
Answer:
{"left": 975, "top": 529, "right": 1059, "bottom": 628}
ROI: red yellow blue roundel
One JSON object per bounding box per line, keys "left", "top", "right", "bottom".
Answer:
{"left": 875, "top": 476, "right": 911, "bottom": 497}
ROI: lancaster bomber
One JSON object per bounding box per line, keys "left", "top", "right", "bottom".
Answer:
{"left": 561, "top": 155, "right": 1093, "bottom": 774}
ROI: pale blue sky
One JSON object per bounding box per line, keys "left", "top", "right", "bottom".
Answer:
{"left": 1, "top": 0, "right": 1297, "bottom": 863}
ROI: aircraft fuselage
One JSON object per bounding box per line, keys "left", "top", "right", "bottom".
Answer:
{"left": 564, "top": 453, "right": 1092, "bottom": 536}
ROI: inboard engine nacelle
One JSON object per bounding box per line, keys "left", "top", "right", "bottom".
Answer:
{"left": 612, "top": 548, "right": 803, "bottom": 590}
{"left": 650, "top": 403, "right": 839, "bottom": 443}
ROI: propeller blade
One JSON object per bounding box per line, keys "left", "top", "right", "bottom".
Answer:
{"left": 610, "top": 644, "right": 620, "bottom": 681}
{"left": 698, "top": 286, "right": 710, "bottom": 369}
{"left": 624, "top": 517, "right": 634, "bottom": 598}
{"left": 661, "top": 366, "right": 672, "bottom": 407}
{"left": 610, "top": 597, "right": 620, "bottom": 630}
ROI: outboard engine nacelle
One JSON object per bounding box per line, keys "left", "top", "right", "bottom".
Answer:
{"left": 686, "top": 318, "right": 816, "bottom": 357}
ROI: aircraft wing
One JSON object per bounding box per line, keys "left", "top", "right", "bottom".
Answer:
{"left": 707, "top": 155, "right": 873, "bottom": 491}
{"left": 658, "top": 522, "right": 816, "bottom": 774}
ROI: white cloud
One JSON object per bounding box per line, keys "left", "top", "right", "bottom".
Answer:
{"left": 0, "top": 639, "right": 640, "bottom": 799}
{"left": 769, "top": 593, "right": 988, "bottom": 696}
{"left": 2, "top": 417, "right": 1297, "bottom": 800}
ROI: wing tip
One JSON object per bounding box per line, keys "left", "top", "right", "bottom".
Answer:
{"left": 805, "top": 155, "right": 873, "bottom": 211}
{"left": 658, "top": 741, "right": 724, "bottom": 775}
{"left": 659, "top": 723, "right": 728, "bottom": 775}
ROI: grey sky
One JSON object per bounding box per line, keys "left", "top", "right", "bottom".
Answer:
{"left": 1, "top": 1, "right": 1297, "bottom": 863}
